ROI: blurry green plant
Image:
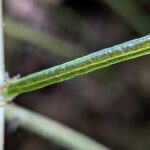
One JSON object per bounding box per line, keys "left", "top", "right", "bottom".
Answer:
{"left": 1, "top": 0, "right": 150, "bottom": 149}
{"left": 0, "top": 33, "right": 150, "bottom": 149}
{"left": 5, "top": 104, "right": 109, "bottom": 150}
{"left": 102, "top": 0, "right": 150, "bottom": 34}
{"left": 5, "top": 18, "right": 84, "bottom": 59}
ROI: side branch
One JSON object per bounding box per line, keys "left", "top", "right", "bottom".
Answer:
{"left": 5, "top": 104, "right": 109, "bottom": 150}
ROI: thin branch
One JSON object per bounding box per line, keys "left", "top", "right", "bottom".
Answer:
{"left": 5, "top": 18, "right": 84, "bottom": 58}
{"left": 1, "top": 35, "right": 150, "bottom": 101}
{"left": 5, "top": 104, "right": 109, "bottom": 150}
{"left": 0, "top": 0, "right": 4, "bottom": 149}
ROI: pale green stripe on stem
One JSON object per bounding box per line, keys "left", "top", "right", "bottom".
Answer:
{"left": 5, "top": 104, "right": 109, "bottom": 150}
{"left": 2, "top": 35, "right": 150, "bottom": 101}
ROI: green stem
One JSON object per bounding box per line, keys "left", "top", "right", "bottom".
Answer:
{"left": 5, "top": 104, "right": 109, "bottom": 150}
{"left": 102, "top": 0, "right": 150, "bottom": 34}
{"left": 0, "top": 0, "right": 4, "bottom": 149}
{"left": 5, "top": 18, "right": 83, "bottom": 58}
{"left": 2, "top": 35, "right": 150, "bottom": 101}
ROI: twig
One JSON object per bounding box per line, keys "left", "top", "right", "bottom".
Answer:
{"left": 5, "top": 104, "right": 109, "bottom": 150}
{"left": 5, "top": 18, "right": 84, "bottom": 58}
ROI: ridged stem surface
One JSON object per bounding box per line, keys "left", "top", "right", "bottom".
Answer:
{"left": 1, "top": 35, "right": 150, "bottom": 101}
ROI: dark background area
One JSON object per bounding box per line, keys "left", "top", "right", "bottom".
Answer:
{"left": 4, "top": 0, "right": 150, "bottom": 149}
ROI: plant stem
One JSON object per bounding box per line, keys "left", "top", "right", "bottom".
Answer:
{"left": 0, "top": 0, "right": 4, "bottom": 149}
{"left": 5, "top": 104, "right": 109, "bottom": 150}
{"left": 1, "top": 35, "right": 150, "bottom": 101}
{"left": 5, "top": 18, "right": 84, "bottom": 58}
{"left": 102, "top": 0, "right": 150, "bottom": 34}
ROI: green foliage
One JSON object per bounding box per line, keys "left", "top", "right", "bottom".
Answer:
{"left": 2, "top": 1, "right": 150, "bottom": 150}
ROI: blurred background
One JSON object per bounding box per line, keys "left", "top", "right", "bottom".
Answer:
{"left": 4, "top": 0, "right": 150, "bottom": 149}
